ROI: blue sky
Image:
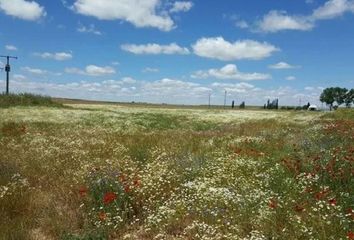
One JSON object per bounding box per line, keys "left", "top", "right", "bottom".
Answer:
{"left": 0, "top": 0, "right": 353, "bottom": 106}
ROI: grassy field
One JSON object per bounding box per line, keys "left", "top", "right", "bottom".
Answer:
{"left": 0, "top": 100, "right": 353, "bottom": 239}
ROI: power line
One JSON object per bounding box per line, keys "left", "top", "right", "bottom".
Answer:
{"left": 224, "top": 90, "right": 227, "bottom": 108}
{"left": 0, "top": 55, "right": 18, "bottom": 95}
{"left": 208, "top": 92, "right": 211, "bottom": 108}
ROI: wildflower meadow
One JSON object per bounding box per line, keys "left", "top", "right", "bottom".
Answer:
{"left": 0, "top": 101, "right": 353, "bottom": 239}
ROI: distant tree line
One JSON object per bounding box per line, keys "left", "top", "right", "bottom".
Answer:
{"left": 320, "top": 87, "right": 354, "bottom": 110}
{"left": 231, "top": 100, "right": 246, "bottom": 109}
{"left": 264, "top": 99, "right": 279, "bottom": 110}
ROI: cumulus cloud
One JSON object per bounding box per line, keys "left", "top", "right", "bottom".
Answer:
{"left": 0, "top": 0, "right": 46, "bottom": 21}
{"left": 192, "top": 37, "right": 279, "bottom": 61}
{"left": 192, "top": 64, "right": 271, "bottom": 81}
{"left": 143, "top": 78, "right": 211, "bottom": 98}
{"left": 121, "top": 43, "right": 190, "bottom": 55}
{"left": 65, "top": 65, "right": 116, "bottom": 76}
{"left": 71, "top": 0, "right": 175, "bottom": 31}
{"left": 211, "top": 82, "right": 256, "bottom": 94}
{"left": 312, "top": 0, "right": 351, "bottom": 19}
{"left": 22, "top": 66, "right": 48, "bottom": 75}
{"left": 269, "top": 62, "right": 300, "bottom": 69}
{"left": 170, "top": 1, "right": 193, "bottom": 13}
{"left": 255, "top": 0, "right": 354, "bottom": 33}
{"left": 257, "top": 11, "right": 314, "bottom": 33}
{"left": 121, "top": 77, "right": 137, "bottom": 84}
{"left": 77, "top": 23, "right": 102, "bottom": 35}
{"left": 5, "top": 45, "right": 18, "bottom": 51}
{"left": 35, "top": 52, "right": 73, "bottom": 61}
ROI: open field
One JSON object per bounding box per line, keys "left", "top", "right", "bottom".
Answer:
{"left": 0, "top": 103, "right": 353, "bottom": 240}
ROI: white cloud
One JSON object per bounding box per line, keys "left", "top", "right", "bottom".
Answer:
{"left": 77, "top": 23, "right": 102, "bottom": 35}
{"left": 122, "top": 77, "right": 137, "bottom": 84}
{"left": 22, "top": 67, "right": 47, "bottom": 75}
{"left": 121, "top": 43, "right": 190, "bottom": 55}
{"left": 65, "top": 65, "right": 116, "bottom": 76}
{"left": 0, "top": 0, "right": 46, "bottom": 21}
{"left": 286, "top": 76, "right": 296, "bottom": 81}
{"left": 170, "top": 1, "right": 193, "bottom": 13}
{"left": 192, "top": 64, "right": 271, "bottom": 81}
{"left": 143, "top": 67, "right": 159, "bottom": 73}
{"left": 305, "top": 86, "right": 315, "bottom": 91}
{"left": 35, "top": 52, "right": 73, "bottom": 61}
{"left": 269, "top": 62, "right": 300, "bottom": 69}
{"left": 13, "top": 74, "right": 26, "bottom": 81}
{"left": 143, "top": 78, "right": 211, "bottom": 98}
{"left": 71, "top": 0, "right": 175, "bottom": 31}
{"left": 145, "top": 78, "right": 198, "bottom": 90}
{"left": 192, "top": 37, "right": 279, "bottom": 61}
{"left": 21, "top": 67, "right": 62, "bottom": 76}
{"left": 257, "top": 11, "right": 314, "bottom": 33}
{"left": 5, "top": 45, "right": 18, "bottom": 51}
{"left": 255, "top": 0, "right": 354, "bottom": 33}
{"left": 312, "top": 0, "right": 351, "bottom": 20}
{"left": 211, "top": 82, "right": 256, "bottom": 94}
{"left": 235, "top": 20, "right": 249, "bottom": 29}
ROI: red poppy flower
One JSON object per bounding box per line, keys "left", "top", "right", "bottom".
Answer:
{"left": 133, "top": 179, "right": 141, "bottom": 187}
{"left": 79, "top": 186, "right": 88, "bottom": 197}
{"left": 268, "top": 199, "right": 277, "bottom": 209}
{"left": 99, "top": 211, "right": 106, "bottom": 221}
{"left": 124, "top": 185, "right": 131, "bottom": 193}
{"left": 119, "top": 174, "right": 126, "bottom": 183}
{"left": 348, "top": 231, "right": 354, "bottom": 240}
{"left": 315, "top": 190, "right": 329, "bottom": 201}
{"left": 294, "top": 204, "right": 305, "bottom": 213}
{"left": 328, "top": 198, "right": 337, "bottom": 206}
{"left": 103, "top": 192, "right": 117, "bottom": 204}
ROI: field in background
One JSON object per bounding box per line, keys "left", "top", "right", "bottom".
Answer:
{"left": 0, "top": 100, "right": 353, "bottom": 239}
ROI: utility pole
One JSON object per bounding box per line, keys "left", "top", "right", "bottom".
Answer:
{"left": 224, "top": 90, "right": 227, "bottom": 108}
{"left": 1, "top": 55, "right": 18, "bottom": 95}
{"left": 208, "top": 92, "right": 211, "bottom": 108}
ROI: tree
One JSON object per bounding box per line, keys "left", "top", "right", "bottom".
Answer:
{"left": 240, "top": 101, "right": 245, "bottom": 109}
{"left": 320, "top": 87, "right": 348, "bottom": 110}
{"left": 320, "top": 88, "right": 335, "bottom": 110}
{"left": 333, "top": 87, "right": 348, "bottom": 106}
{"left": 344, "top": 89, "right": 354, "bottom": 108}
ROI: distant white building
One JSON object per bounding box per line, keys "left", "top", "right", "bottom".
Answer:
{"left": 308, "top": 105, "right": 318, "bottom": 111}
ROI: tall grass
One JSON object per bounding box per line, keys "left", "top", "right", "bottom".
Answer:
{"left": 0, "top": 93, "right": 64, "bottom": 108}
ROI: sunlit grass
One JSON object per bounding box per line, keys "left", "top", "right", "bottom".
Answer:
{"left": 0, "top": 103, "right": 352, "bottom": 239}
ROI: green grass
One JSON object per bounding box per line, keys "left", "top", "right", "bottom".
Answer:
{"left": 0, "top": 93, "right": 64, "bottom": 108}
{"left": 322, "top": 108, "right": 354, "bottom": 120}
